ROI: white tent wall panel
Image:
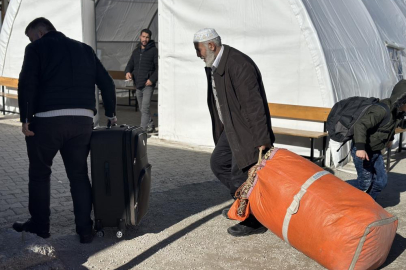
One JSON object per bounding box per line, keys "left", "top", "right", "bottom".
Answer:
{"left": 394, "top": 0, "right": 406, "bottom": 20}
{"left": 0, "top": 0, "right": 95, "bottom": 114}
{"left": 302, "top": 0, "right": 397, "bottom": 102}
{"left": 158, "top": 0, "right": 330, "bottom": 148}
{"left": 1, "top": 0, "right": 85, "bottom": 78}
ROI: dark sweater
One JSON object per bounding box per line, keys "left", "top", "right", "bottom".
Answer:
{"left": 18, "top": 31, "right": 116, "bottom": 123}
{"left": 124, "top": 40, "right": 158, "bottom": 89}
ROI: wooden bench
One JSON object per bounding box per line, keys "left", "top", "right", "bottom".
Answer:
{"left": 108, "top": 70, "right": 138, "bottom": 111}
{"left": 0, "top": 76, "right": 19, "bottom": 115}
{"left": 268, "top": 103, "right": 331, "bottom": 164}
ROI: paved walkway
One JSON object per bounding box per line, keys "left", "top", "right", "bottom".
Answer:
{"left": 1, "top": 103, "right": 406, "bottom": 270}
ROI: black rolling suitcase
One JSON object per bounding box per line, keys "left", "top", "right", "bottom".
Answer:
{"left": 90, "top": 124, "right": 151, "bottom": 238}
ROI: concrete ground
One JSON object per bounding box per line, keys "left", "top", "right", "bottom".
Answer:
{"left": 1, "top": 98, "right": 406, "bottom": 270}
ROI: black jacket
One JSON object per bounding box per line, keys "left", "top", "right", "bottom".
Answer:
{"left": 124, "top": 40, "right": 158, "bottom": 89}
{"left": 18, "top": 31, "right": 116, "bottom": 123}
{"left": 206, "top": 45, "right": 275, "bottom": 169}
{"left": 354, "top": 80, "right": 406, "bottom": 152}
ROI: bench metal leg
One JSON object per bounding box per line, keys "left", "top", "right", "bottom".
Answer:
{"left": 386, "top": 147, "right": 391, "bottom": 172}
{"left": 2, "top": 86, "right": 5, "bottom": 115}
{"left": 128, "top": 89, "right": 131, "bottom": 106}
{"left": 322, "top": 136, "right": 327, "bottom": 166}
{"left": 310, "top": 138, "right": 314, "bottom": 162}
{"left": 398, "top": 132, "right": 404, "bottom": 153}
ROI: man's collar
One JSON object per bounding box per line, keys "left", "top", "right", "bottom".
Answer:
{"left": 212, "top": 45, "right": 224, "bottom": 69}
{"left": 214, "top": 45, "right": 229, "bottom": 75}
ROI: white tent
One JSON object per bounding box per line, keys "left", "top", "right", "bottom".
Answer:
{"left": 158, "top": 0, "right": 398, "bottom": 157}
{"left": 362, "top": 0, "right": 406, "bottom": 80}
{"left": 0, "top": 0, "right": 95, "bottom": 78}
{"left": 0, "top": 0, "right": 403, "bottom": 160}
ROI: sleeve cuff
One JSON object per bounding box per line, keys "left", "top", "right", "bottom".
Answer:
{"left": 354, "top": 143, "right": 365, "bottom": 150}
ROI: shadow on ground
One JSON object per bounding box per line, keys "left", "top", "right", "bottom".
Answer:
{"left": 48, "top": 144, "right": 230, "bottom": 270}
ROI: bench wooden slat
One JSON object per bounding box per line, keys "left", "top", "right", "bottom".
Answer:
{"left": 0, "top": 76, "right": 19, "bottom": 88}
{"left": 268, "top": 103, "right": 331, "bottom": 122}
{"left": 272, "top": 127, "right": 328, "bottom": 139}
{"left": 108, "top": 70, "right": 126, "bottom": 80}
{"left": 395, "top": 127, "right": 406, "bottom": 134}
{"left": 0, "top": 92, "right": 18, "bottom": 99}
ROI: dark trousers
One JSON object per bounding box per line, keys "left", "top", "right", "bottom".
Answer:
{"left": 136, "top": 85, "right": 155, "bottom": 130}
{"left": 210, "top": 131, "right": 250, "bottom": 198}
{"left": 25, "top": 116, "right": 93, "bottom": 235}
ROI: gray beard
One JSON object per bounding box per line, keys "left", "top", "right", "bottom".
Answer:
{"left": 205, "top": 50, "right": 216, "bottom": 67}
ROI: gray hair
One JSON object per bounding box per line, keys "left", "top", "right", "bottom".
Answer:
{"left": 203, "top": 36, "right": 222, "bottom": 48}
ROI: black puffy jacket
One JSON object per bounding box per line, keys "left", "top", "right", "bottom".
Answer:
{"left": 124, "top": 40, "right": 158, "bottom": 89}
{"left": 18, "top": 31, "right": 116, "bottom": 123}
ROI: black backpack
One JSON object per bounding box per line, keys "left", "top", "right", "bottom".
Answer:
{"left": 326, "top": 97, "right": 391, "bottom": 145}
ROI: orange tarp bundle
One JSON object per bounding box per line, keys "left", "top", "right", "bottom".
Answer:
{"left": 228, "top": 148, "right": 397, "bottom": 270}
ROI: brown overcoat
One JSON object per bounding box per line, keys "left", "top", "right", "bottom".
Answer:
{"left": 205, "top": 45, "right": 275, "bottom": 169}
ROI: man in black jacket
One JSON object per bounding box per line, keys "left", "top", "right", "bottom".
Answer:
{"left": 14, "top": 18, "right": 117, "bottom": 243}
{"left": 125, "top": 29, "right": 158, "bottom": 133}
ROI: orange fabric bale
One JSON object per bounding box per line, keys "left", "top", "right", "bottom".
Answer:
{"left": 228, "top": 148, "right": 397, "bottom": 270}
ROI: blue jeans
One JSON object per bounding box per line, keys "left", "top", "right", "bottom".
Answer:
{"left": 350, "top": 145, "right": 387, "bottom": 200}
{"left": 136, "top": 86, "right": 155, "bottom": 130}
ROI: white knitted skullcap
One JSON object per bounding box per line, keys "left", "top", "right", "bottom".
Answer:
{"left": 193, "top": 28, "right": 219, "bottom": 42}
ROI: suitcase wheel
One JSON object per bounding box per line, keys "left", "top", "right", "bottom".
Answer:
{"left": 116, "top": 231, "right": 123, "bottom": 238}
{"left": 96, "top": 230, "right": 104, "bottom": 238}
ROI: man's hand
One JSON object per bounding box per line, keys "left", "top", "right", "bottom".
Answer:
{"left": 145, "top": 79, "right": 153, "bottom": 86}
{"left": 125, "top": 72, "right": 132, "bottom": 80}
{"left": 22, "top": 123, "right": 35, "bottom": 137}
{"left": 356, "top": 150, "right": 369, "bottom": 161}
{"left": 258, "top": 144, "right": 272, "bottom": 151}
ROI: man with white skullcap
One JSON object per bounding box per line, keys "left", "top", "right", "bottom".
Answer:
{"left": 193, "top": 28, "right": 275, "bottom": 236}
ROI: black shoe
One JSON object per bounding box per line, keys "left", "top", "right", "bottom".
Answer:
{"left": 222, "top": 208, "right": 231, "bottom": 220}
{"left": 79, "top": 233, "right": 93, "bottom": 244}
{"left": 12, "top": 219, "right": 50, "bottom": 239}
{"left": 227, "top": 216, "right": 267, "bottom": 237}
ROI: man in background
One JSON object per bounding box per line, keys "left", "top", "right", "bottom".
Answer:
{"left": 125, "top": 29, "right": 158, "bottom": 133}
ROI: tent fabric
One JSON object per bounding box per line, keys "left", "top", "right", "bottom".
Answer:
{"left": 96, "top": 0, "right": 158, "bottom": 71}
{"left": 158, "top": 0, "right": 334, "bottom": 147}
{"left": 0, "top": 0, "right": 95, "bottom": 115}
{"left": 362, "top": 0, "right": 406, "bottom": 80}
{"left": 0, "top": 0, "right": 94, "bottom": 78}
{"left": 302, "top": 0, "right": 398, "bottom": 102}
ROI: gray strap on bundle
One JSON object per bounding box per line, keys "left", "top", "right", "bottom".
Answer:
{"left": 282, "top": 170, "right": 330, "bottom": 245}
